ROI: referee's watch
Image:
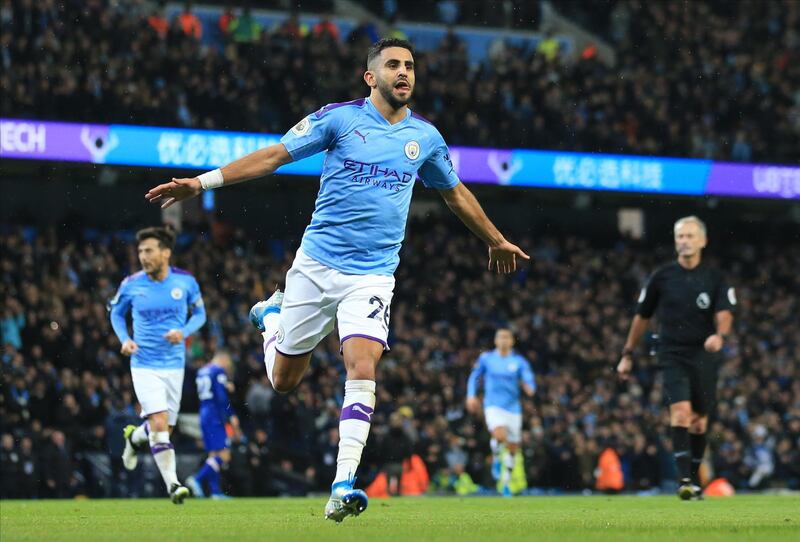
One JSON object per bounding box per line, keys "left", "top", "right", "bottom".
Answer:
{"left": 621, "top": 348, "right": 636, "bottom": 360}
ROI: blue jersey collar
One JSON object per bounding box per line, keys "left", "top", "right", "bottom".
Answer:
{"left": 365, "top": 97, "right": 411, "bottom": 127}
{"left": 145, "top": 266, "right": 172, "bottom": 283}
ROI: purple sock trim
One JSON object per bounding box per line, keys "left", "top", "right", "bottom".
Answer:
{"left": 339, "top": 334, "right": 388, "bottom": 354}
{"left": 275, "top": 347, "right": 313, "bottom": 358}
{"left": 151, "top": 442, "right": 174, "bottom": 455}
{"left": 340, "top": 402, "right": 374, "bottom": 423}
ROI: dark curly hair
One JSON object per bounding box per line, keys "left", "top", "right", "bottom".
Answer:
{"left": 136, "top": 225, "right": 176, "bottom": 250}
{"left": 367, "top": 38, "right": 415, "bottom": 68}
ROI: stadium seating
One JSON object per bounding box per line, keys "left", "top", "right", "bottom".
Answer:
{"left": 2, "top": 1, "right": 797, "bottom": 162}
{"left": 1, "top": 222, "right": 797, "bottom": 497}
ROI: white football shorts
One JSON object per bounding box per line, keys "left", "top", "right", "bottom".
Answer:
{"left": 275, "top": 248, "right": 395, "bottom": 356}
{"left": 131, "top": 368, "right": 184, "bottom": 426}
{"left": 484, "top": 406, "right": 523, "bottom": 444}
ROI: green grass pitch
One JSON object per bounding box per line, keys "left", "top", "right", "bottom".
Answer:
{"left": 1, "top": 496, "right": 798, "bottom": 542}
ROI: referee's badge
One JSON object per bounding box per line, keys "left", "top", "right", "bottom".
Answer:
{"left": 696, "top": 292, "right": 710, "bottom": 309}
{"left": 171, "top": 288, "right": 183, "bottom": 300}
{"left": 404, "top": 140, "right": 420, "bottom": 160}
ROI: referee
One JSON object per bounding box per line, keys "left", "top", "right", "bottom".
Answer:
{"left": 617, "top": 216, "right": 736, "bottom": 500}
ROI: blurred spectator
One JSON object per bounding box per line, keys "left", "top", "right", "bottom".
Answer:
{"left": 3, "top": 1, "right": 797, "bottom": 162}
{"left": 313, "top": 16, "right": 339, "bottom": 42}
{"left": 41, "top": 431, "right": 73, "bottom": 498}
{"left": 536, "top": 31, "right": 560, "bottom": 61}
{"left": 0, "top": 217, "right": 797, "bottom": 498}
{"left": 731, "top": 131, "right": 753, "bottom": 162}
{"left": 744, "top": 424, "right": 775, "bottom": 488}
{"left": 276, "top": 13, "right": 306, "bottom": 40}
{"left": 1, "top": 298, "right": 25, "bottom": 348}
{"left": 229, "top": 7, "right": 263, "bottom": 44}
{"left": 218, "top": 4, "right": 235, "bottom": 36}
{"left": 177, "top": 2, "right": 202, "bottom": 40}
{"left": 146, "top": 5, "right": 168, "bottom": 39}
{"left": 0, "top": 433, "right": 19, "bottom": 498}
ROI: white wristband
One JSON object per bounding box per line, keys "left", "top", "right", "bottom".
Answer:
{"left": 198, "top": 169, "right": 224, "bottom": 191}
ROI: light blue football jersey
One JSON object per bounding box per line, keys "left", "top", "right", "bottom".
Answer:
{"left": 109, "top": 267, "right": 206, "bottom": 370}
{"left": 467, "top": 350, "right": 536, "bottom": 414}
{"left": 280, "top": 97, "right": 461, "bottom": 275}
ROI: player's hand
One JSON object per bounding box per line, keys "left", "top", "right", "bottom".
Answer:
{"left": 164, "top": 329, "right": 184, "bottom": 344}
{"left": 120, "top": 339, "right": 139, "bottom": 356}
{"left": 145, "top": 177, "right": 202, "bottom": 209}
{"left": 704, "top": 334, "right": 724, "bottom": 352}
{"left": 488, "top": 240, "right": 530, "bottom": 274}
{"left": 466, "top": 396, "right": 481, "bottom": 414}
{"left": 617, "top": 355, "right": 633, "bottom": 380}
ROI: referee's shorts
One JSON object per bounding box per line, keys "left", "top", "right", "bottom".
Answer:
{"left": 659, "top": 348, "right": 722, "bottom": 415}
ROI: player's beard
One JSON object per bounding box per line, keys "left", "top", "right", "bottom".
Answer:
{"left": 377, "top": 78, "right": 411, "bottom": 110}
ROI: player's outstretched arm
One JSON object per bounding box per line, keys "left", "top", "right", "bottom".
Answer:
{"left": 145, "top": 144, "right": 294, "bottom": 208}
{"left": 439, "top": 183, "right": 529, "bottom": 274}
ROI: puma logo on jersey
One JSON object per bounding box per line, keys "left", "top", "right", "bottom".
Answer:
{"left": 354, "top": 130, "right": 368, "bottom": 143}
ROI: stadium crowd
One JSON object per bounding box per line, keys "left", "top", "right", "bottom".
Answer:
{"left": 1, "top": 219, "right": 798, "bottom": 498}
{"left": 2, "top": 0, "right": 798, "bottom": 162}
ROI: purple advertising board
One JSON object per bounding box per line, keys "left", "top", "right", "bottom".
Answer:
{"left": 2, "top": 118, "right": 798, "bottom": 200}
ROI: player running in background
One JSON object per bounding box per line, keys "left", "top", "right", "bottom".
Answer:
{"left": 466, "top": 328, "right": 535, "bottom": 495}
{"left": 109, "top": 226, "right": 207, "bottom": 504}
{"left": 617, "top": 216, "right": 736, "bottom": 500}
{"left": 145, "top": 38, "right": 529, "bottom": 521}
{"left": 186, "top": 351, "right": 241, "bottom": 499}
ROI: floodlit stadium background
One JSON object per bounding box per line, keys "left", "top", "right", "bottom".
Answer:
{"left": 1, "top": 0, "right": 798, "bottom": 500}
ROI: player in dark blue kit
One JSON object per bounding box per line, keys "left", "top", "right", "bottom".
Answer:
{"left": 186, "top": 351, "right": 241, "bottom": 499}
{"left": 146, "top": 38, "right": 529, "bottom": 521}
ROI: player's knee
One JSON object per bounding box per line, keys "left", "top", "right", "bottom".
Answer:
{"left": 149, "top": 413, "right": 169, "bottom": 433}
{"left": 671, "top": 409, "right": 691, "bottom": 427}
{"left": 690, "top": 414, "right": 707, "bottom": 433}
{"left": 271, "top": 372, "right": 301, "bottom": 394}
{"left": 344, "top": 357, "right": 377, "bottom": 380}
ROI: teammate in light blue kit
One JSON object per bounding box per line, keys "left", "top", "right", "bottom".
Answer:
{"left": 186, "top": 351, "right": 241, "bottom": 499}
{"left": 146, "top": 38, "right": 529, "bottom": 521}
{"left": 466, "top": 328, "right": 535, "bottom": 495}
{"left": 109, "top": 226, "right": 206, "bottom": 504}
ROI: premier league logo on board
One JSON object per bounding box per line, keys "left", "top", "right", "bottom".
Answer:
{"left": 696, "top": 292, "right": 710, "bottom": 309}
{"left": 291, "top": 117, "right": 311, "bottom": 136}
{"left": 171, "top": 288, "right": 183, "bottom": 300}
{"left": 404, "top": 140, "right": 420, "bottom": 160}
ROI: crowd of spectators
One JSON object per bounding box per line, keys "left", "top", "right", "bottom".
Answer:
{"left": 353, "top": 0, "right": 542, "bottom": 29}
{"left": 2, "top": 1, "right": 798, "bottom": 162}
{"left": 1, "top": 218, "right": 798, "bottom": 498}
